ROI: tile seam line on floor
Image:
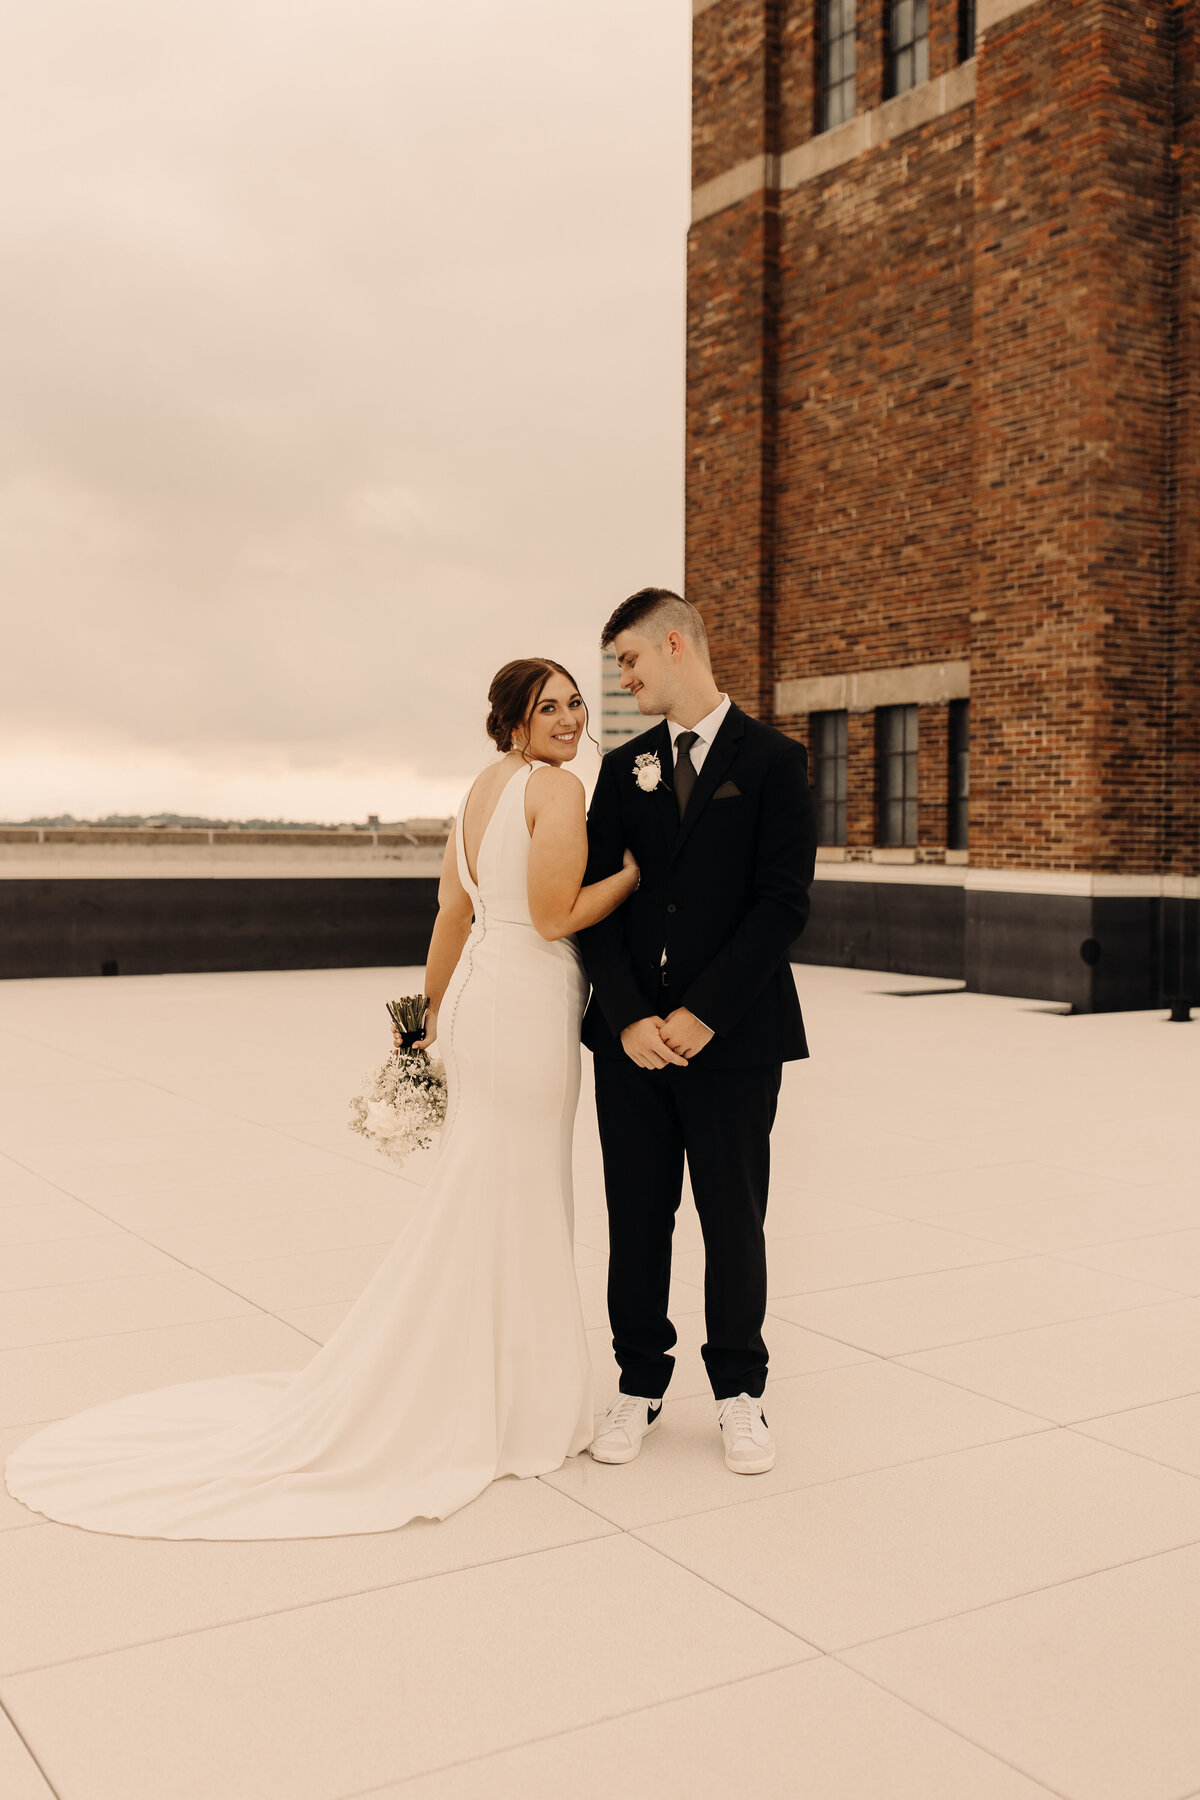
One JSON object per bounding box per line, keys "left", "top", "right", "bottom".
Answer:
{"left": 595, "top": 1417, "right": 1063, "bottom": 1533}
{"left": 887, "top": 1288, "right": 1200, "bottom": 1360}
{"left": 622, "top": 1417, "right": 1200, "bottom": 1537}
{"left": 823, "top": 1653, "right": 1074, "bottom": 1800}
{"left": 0, "top": 1518, "right": 626, "bottom": 1681}
{"left": 334, "top": 1651, "right": 826, "bottom": 1800}
{"left": 0, "top": 1021, "right": 397, "bottom": 1182}
{"left": 615, "top": 1529, "right": 824, "bottom": 1649}
{"left": 1048, "top": 1227, "right": 1200, "bottom": 1261}
{"left": 844, "top": 1353, "right": 1061, "bottom": 1425}
{"left": 762, "top": 1249, "right": 1061, "bottom": 1302}
{"left": 1063, "top": 1418, "right": 1200, "bottom": 1483}
{"left": 838, "top": 1285, "right": 1200, "bottom": 1361}
{"left": 0, "top": 1151, "right": 137, "bottom": 1214}
{"left": 0, "top": 1254, "right": 391, "bottom": 1298}
{"left": 0, "top": 1300, "right": 268, "bottom": 1353}
{"left": 638, "top": 1518, "right": 1200, "bottom": 1670}
{"left": 0, "top": 1163, "right": 379, "bottom": 1322}
{"left": 1065, "top": 1382, "right": 1200, "bottom": 1428}
{"left": 895, "top": 1217, "right": 1200, "bottom": 1256}
{"left": 830, "top": 1530, "right": 1200, "bottom": 1664}
{"left": 0, "top": 1693, "right": 62, "bottom": 1800}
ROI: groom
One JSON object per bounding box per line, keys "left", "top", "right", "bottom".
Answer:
{"left": 578, "top": 587, "right": 817, "bottom": 1474}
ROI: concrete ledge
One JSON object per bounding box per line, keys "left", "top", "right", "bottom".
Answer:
{"left": 811, "top": 863, "right": 1199, "bottom": 899}
{"left": 780, "top": 62, "right": 976, "bottom": 190}
{"left": 776, "top": 659, "right": 970, "bottom": 715}
{"left": 691, "top": 153, "right": 779, "bottom": 224}
{"left": 693, "top": 61, "right": 977, "bottom": 218}
{"left": 978, "top": 0, "right": 1041, "bottom": 32}
{"left": 779, "top": 116, "right": 869, "bottom": 189}
{"left": 966, "top": 870, "right": 1200, "bottom": 900}
{"left": 814, "top": 861, "right": 968, "bottom": 886}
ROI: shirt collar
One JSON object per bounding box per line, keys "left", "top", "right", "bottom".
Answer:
{"left": 668, "top": 693, "right": 731, "bottom": 751}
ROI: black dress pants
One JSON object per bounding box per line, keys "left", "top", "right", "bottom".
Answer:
{"left": 592, "top": 1049, "right": 783, "bottom": 1401}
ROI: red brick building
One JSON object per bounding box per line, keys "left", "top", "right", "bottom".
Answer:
{"left": 687, "top": 0, "right": 1199, "bottom": 1011}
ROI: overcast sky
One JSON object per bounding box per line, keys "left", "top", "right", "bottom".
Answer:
{"left": 1, "top": 0, "right": 690, "bottom": 821}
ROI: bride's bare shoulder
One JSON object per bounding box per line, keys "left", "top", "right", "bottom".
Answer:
{"left": 526, "top": 763, "right": 584, "bottom": 823}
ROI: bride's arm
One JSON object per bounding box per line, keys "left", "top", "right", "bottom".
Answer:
{"left": 526, "top": 766, "right": 637, "bottom": 942}
{"left": 408, "top": 829, "right": 475, "bottom": 1048}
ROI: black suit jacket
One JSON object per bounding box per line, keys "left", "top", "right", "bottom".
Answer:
{"left": 578, "top": 703, "right": 817, "bottom": 1069}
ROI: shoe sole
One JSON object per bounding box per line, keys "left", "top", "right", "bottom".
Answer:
{"left": 589, "top": 1411, "right": 662, "bottom": 1464}
{"left": 724, "top": 1448, "right": 775, "bottom": 1474}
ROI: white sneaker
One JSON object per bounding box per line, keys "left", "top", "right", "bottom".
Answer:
{"left": 717, "top": 1392, "right": 775, "bottom": 1474}
{"left": 590, "top": 1394, "right": 663, "bottom": 1464}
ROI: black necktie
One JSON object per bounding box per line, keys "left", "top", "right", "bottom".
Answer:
{"left": 674, "top": 730, "right": 700, "bottom": 818}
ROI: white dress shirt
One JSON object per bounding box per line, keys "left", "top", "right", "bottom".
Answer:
{"left": 667, "top": 693, "right": 731, "bottom": 776}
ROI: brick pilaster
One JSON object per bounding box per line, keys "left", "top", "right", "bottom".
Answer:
{"left": 970, "top": 0, "right": 1177, "bottom": 872}
{"left": 687, "top": 2, "right": 783, "bottom": 719}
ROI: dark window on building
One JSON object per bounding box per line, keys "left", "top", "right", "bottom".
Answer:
{"left": 889, "top": 0, "right": 929, "bottom": 94}
{"left": 877, "top": 705, "right": 918, "bottom": 846}
{"left": 819, "top": 0, "right": 857, "bottom": 131}
{"left": 948, "top": 699, "right": 969, "bottom": 849}
{"left": 811, "top": 710, "right": 848, "bottom": 845}
{"left": 958, "top": 0, "right": 976, "bottom": 60}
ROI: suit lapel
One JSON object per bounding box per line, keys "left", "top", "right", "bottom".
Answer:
{"left": 669, "top": 704, "right": 746, "bottom": 863}
{"left": 649, "top": 719, "right": 679, "bottom": 857}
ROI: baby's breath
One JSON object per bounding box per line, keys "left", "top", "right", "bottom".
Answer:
{"left": 349, "top": 996, "right": 448, "bottom": 1166}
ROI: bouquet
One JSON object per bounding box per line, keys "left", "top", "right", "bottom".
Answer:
{"left": 348, "top": 995, "right": 448, "bottom": 1166}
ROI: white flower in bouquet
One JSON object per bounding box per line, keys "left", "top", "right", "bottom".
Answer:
{"left": 349, "top": 996, "right": 448, "bottom": 1167}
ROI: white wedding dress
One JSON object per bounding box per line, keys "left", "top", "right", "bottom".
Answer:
{"left": 4, "top": 761, "right": 594, "bottom": 1538}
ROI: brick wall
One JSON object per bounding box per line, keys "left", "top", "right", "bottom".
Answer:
{"left": 686, "top": 0, "right": 1197, "bottom": 875}
{"left": 971, "top": 0, "right": 1176, "bottom": 871}
{"left": 1170, "top": 0, "right": 1200, "bottom": 875}
{"left": 775, "top": 110, "right": 975, "bottom": 686}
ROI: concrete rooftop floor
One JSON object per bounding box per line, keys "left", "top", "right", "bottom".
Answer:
{"left": 1, "top": 962, "right": 1199, "bottom": 1800}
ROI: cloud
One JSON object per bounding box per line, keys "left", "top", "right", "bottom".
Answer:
{"left": 0, "top": 0, "right": 689, "bottom": 820}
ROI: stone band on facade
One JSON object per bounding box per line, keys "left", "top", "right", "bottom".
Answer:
{"left": 691, "top": 153, "right": 781, "bottom": 224}
{"left": 691, "top": 64, "right": 978, "bottom": 223}
{"left": 776, "top": 660, "right": 970, "bottom": 716}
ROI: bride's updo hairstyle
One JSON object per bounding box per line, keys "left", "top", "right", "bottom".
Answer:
{"left": 486, "top": 658, "right": 600, "bottom": 761}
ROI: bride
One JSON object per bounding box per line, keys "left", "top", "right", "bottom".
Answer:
{"left": 3, "top": 657, "right": 637, "bottom": 1539}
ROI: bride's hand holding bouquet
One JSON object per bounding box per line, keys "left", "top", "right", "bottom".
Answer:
{"left": 350, "top": 995, "right": 448, "bottom": 1166}
{"left": 393, "top": 1005, "right": 438, "bottom": 1053}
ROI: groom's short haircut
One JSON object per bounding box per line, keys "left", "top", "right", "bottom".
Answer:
{"left": 600, "top": 587, "right": 712, "bottom": 668}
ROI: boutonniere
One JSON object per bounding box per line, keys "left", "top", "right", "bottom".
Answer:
{"left": 633, "top": 751, "right": 663, "bottom": 793}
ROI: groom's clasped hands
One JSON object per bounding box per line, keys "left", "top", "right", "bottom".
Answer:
{"left": 620, "top": 1008, "right": 714, "bottom": 1070}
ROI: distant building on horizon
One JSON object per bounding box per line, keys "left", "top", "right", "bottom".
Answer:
{"left": 598, "top": 647, "right": 662, "bottom": 753}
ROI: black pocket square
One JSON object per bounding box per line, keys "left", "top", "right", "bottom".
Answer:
{"left": 713, "top": 780, "right": 741, "bottom": 799}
